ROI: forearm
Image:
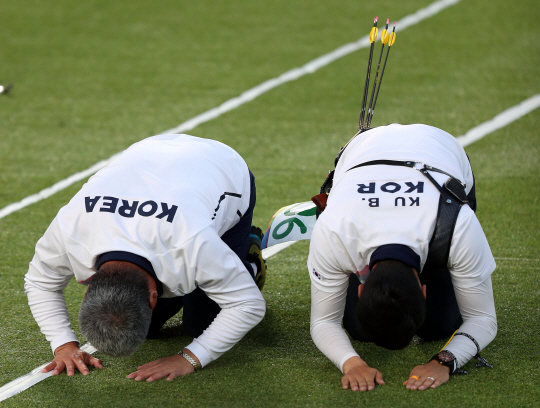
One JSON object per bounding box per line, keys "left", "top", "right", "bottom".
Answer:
{"left": 25, "top": 221, "right": 78, "bottom": 353}
{"left": 446, "top": 318, "right": 496, "bottom": 367}
{"left": 26, "top": 288, "right": 78, "bottom": 353}
{"left": 186, "top": 299, "right": 265, "bottom": 368}
{"left": 311, "top": 284, "right": 360, "bottom": 372}
{"left": 446, "top": 278, "right": 497, "bottom": 367}
{"left": 311, "top": 320, "right": 360, "bottom": 372}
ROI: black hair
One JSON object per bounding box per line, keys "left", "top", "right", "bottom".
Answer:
{"left": 357, "top": 260, "right": 426, "bottom": 350}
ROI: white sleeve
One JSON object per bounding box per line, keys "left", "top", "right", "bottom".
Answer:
{"left": 24, "top": 218, "right": 79, "bottom": 354}
{"left": 184, "top": 229, "right": 266, "bottom": 368}
{"left": 310, "top": 283, "right": 359, "bottom": 373}
{"left": 307, "top": 220, "right": 360, "bottom": 372}
{"left": 446, "top": 207, "right": 497, "bottom": 367}
{"left": 445, "top": 277, "right": 497, "bottom": 367}
{"left": 449, "top": 207, "right": 496, "bottom": 288}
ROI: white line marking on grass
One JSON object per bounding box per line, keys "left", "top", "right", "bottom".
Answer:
{"left": 262, "top": 241, "right": 299, "bottom": 259}
{"left": 457, "top": 94, "right": 540, "bottom": 147}
{"left": 0, "top": 343, "right": 97, "bottom": 402}
{"left": 0, "top": 153, "right": 122, "bottom": 220}
{"left": 0, "top": 0, "right": 461, "bottom": 221}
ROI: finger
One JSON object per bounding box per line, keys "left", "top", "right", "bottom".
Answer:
{"left": 358, "top": 378, "right": 368, "bottom": 392}
{"left": 418, "top": 376, "right": 436, "bottom": 391}
{"left": 349, "top": 377, "right": 360, "bottom": 392}
{"left": 146, "top": 370, "right": 169, "bottom": 382}
{"left": 132, "top": 368, "right": 158, "bottom": 381}
{"left": 341, "top": 376, "right": 350, "bottom": 390}
{"left": 127, "top": 371, "right": 139, "bottom": 379}
{"left": 42, "top": 361, "right": 57, "bottom": 373}
{"left": 366, "top": 376, "right": 376, "bottom": 391}
{"left": 133, "top": 371, "right": 152, "bottom": 381}
{"left": 405, "top": 375, "right": 420, "bottom": 389}
{"left": 431, "top": 378, "right": 443, "bottom": 389}
{"left": 375, "top": 370, "right": 386, "bottom": 385}
{"left": 65, "top": 360, "right": 75, "bottom": 377}
{"left": 52, "top": 361, "right": 65, "bottom": 376}
{"left": 167, "top": 371, "right": 180, "bottom": 381}
{"left": 89, "top": 356, "right": 103, "bottom": 369}
{"left": 417, "top": 379, "right": 429, "bottom": 391}
{"left": 73, "top": 358, "right": 90, "bottom": 375}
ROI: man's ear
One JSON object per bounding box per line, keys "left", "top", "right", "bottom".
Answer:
{"left": 421, "top": 284, "right": 427, "bottom": 300}
{"left": 358, "top": 284, "right": 364, "bottom": 299}
{"left": 149, "top": 290, "right": 158, "bottom": 311}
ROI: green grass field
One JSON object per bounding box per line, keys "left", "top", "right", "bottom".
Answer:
{"left": 1, "top": 0, "right": 539, "bottom": 406}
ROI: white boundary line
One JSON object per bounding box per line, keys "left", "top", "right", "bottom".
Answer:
{"left": 0, "top": 343, "right": 97, "bottom": 402}
{"left": 262, "top": 241, "right": 299, "bottom": 259}
{"left": 0, "top": 0, "right": 462, "bottom": 221}
{"left": 457, "top": 94, "right": 540, "bottom": 147}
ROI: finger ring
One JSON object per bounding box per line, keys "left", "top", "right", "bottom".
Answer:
{"left": 411, "top": 375, "right": 419, "bottom": 380}
{"left": 427, "top": 377, "right": 435, "bottom": 381}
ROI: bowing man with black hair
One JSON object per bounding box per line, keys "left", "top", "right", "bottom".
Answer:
{"left": 309, "top": 124, "right": 497, "bottom": 391}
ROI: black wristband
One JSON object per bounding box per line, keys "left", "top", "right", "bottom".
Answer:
{"left": 454, "top": 332, "right": 493, "bottom": 369}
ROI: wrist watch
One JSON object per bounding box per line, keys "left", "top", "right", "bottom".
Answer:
{"left": 430, "top": 350, "right": 457, "bottom": 375}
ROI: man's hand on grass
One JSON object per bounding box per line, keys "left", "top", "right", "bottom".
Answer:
{"left": 43, "top": 341, "right": 103, "bottom": 376}
{"left": 341, "top": 356, "right": 385, "bottom": 391}
{"left": 127, "top": 349, "right": 200, "bottom": 382}
{"left": 404, "top": 360, "right": 451, "bottom": 390}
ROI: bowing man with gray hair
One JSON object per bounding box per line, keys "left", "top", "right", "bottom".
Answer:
{"left": 25, "top": 134, "right": 267, "bottom": 382}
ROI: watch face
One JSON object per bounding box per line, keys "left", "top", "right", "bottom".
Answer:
{"left": 438, "top": 351, "right": 455, "bottom": 363}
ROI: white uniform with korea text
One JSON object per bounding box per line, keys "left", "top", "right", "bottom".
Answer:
{"left": 308, "top": 124, "right": 496, "bottom": 372}
{"left": 25, "top": 134, "right": 265, "bottom": 369}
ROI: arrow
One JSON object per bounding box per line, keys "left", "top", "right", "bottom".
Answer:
{"left": 365, "top": 19, "right": 390, "bottom": 128}
{"left": 358, "top": 17, "right": 378, "bottom": 130}
{"left": 366, "top": 22, "right": 397, "bottom": 128}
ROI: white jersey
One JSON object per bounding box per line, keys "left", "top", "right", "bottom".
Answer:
{"left": 25, "top": 134, "right": 265, "bottom": 368}
{"left": 308, "top": 124, "right": 496, "bottom": 370}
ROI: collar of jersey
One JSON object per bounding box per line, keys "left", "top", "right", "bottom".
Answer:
{"left": 96, "top": 251, "right": 164, "bottom": 297}
{"left": 369, "top": 244, "right": 421, "bottom": 273}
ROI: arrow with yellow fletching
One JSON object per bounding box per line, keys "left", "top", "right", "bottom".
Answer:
{"left": 366, "top": 21, "right": 397, "bottom": 128}
{"left": 365, "top": 19, "right": 390, "bottom": 128}
{"left": 358, "top": 17, "right": 378, "bottom": 130}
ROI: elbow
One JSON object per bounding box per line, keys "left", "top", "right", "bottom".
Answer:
{"left": 490, "top": 318, "right": 498, "bottom": 340}
{"left": 256, "top": 299, "right": 266, "bottom": 323}
{"left": 24, "top": 276, "right": 37, "bottom": 295}
{"left": 309, "top": 320, "right": 322, "bottom": 340}
{"left": 248, "top": 298, "right": 266, "bottom": 325}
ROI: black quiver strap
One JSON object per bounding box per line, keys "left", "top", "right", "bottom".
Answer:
{"left": 424, "top": 180, "right": 466, "bottom": 269}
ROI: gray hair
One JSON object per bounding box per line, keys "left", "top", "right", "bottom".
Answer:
{"left": 78, "top": 265, "right": 151, "bottom": 357}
